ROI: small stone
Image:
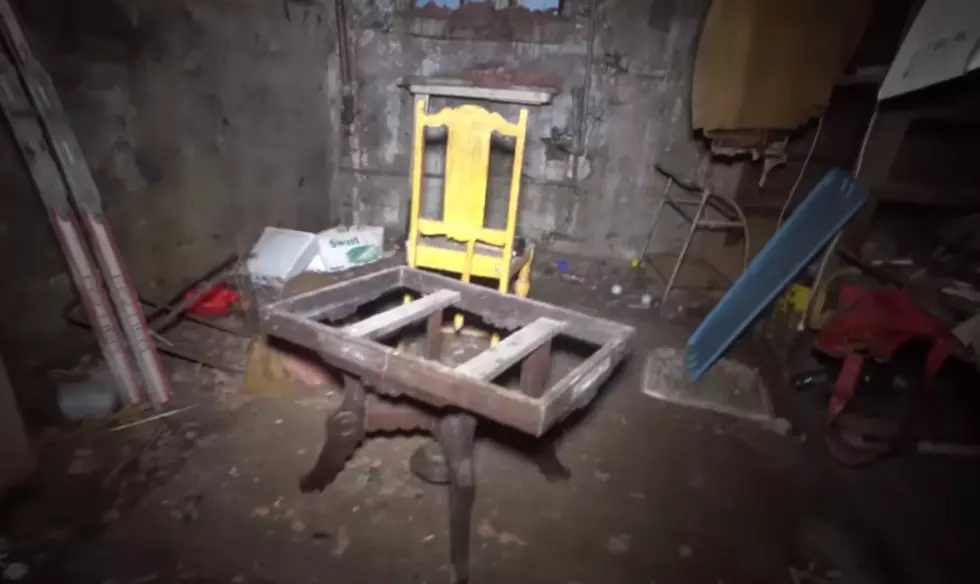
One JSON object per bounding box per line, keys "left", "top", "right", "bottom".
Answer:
{"left": 184, "top": 431, "right": 198, "bottom": 441}
{"left": 497, "top": 531, "right": 527, "bottom": 547}
{"left": 422, "top": 534, "right": 435, "bottom": 543}
{"left": 332, "top": 527, "right": 350, "bottom": 557}
{"left": 251, "top": 507, "right": 270, "bottom": 518}
{"left": 678, "top": 544, "right": 693, "bottom": 559}
{"left": 228, "top": 466, "right": 240, "bottom": 477}
{"left": 476, "top": 519, "right": 498, "bottom": 539}
{"left": 606, "top": 534, "right": 631, "bottom": 554}
{"left": 768, "top": 417, "right": 792, "bottom": 437}
{"left": 594, "top": 470, "right": 611, "bottom": 482}
{"left": 290, "top": 520, "right": 306, "bottom": 533}
{"left": 2, "top": 562, "right": 29, "bottom": 581}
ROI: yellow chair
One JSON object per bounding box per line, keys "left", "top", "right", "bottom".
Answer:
{"left": 406, "top": 100, "right": 534, "bottom": 334}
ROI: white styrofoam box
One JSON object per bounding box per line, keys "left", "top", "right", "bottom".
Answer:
{"left": 247, "top": 227, "right": 319, "bottom": 285}
{"left": 306, "top": 253, "right": 327, "bottom": 273}
{"left": 316, "top": 225, "right": 384, "bottom": 273}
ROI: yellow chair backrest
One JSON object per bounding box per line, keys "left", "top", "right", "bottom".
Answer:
{"left": 408, "top": 100, "right": 528, "bottom": 261}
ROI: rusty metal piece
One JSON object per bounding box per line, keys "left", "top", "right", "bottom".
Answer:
{"left": 299, "top": 374, "right": 367, "bottom": 493}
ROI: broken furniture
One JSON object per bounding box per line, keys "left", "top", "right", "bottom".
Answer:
{"left": 643, "top": 163, "right": 750, "bottom": 309}
{"left": 261, "top": 266, "right": 634, "bottom": 582}
{"left": 687, "top": 169, "right": 868, "bottom": 380}
{"left": 406, "top": 101, "right": 535, "bottom": 333}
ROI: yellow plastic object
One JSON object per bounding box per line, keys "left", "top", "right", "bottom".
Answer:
{"left": 407, "top": 101, "right": 533, "bottom": 300}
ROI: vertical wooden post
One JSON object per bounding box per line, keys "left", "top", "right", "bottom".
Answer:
{"left": 520, "top": 339, "right": 552, "bottom": 396}
{"left": 426, "top": 309, "right": 443, "bottom": 361}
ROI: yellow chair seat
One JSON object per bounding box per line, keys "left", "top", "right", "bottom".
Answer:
{"left": 414, "top": 236, "right": 532, "bottom": 282}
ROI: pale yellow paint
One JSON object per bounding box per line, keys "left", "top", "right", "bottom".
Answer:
{"left": 406, "top": 101, "right": 533, "bottom": 347}
{"left": 407, "top": 101, "right": 533, "bottom": 291}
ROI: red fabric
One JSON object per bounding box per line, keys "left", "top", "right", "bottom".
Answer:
{"left": 185, "top": 284, "right": 240, "bottom": 316}
{"left": 815, "top": 285, "right": 961, "bottom": 422}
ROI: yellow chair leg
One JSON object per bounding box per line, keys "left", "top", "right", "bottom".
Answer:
{"left": 515, "top": 248, "right": 533, "bottom": 298}
{"left": 397, "top": 293, "right": 413, "bottom": 352}
{"left": 454, "top": 240, "right": 477, "bottom": 333}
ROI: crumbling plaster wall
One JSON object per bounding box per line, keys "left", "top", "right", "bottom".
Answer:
{"left": 0, "top": 0, "right": 336, "bottom": 385}
{"left": 330, "top": 0, "right": 744, "bottom": 259}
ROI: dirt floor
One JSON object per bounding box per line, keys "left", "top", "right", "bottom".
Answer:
{"left": 2, "top": 262, "right": 979, "bottom": 584}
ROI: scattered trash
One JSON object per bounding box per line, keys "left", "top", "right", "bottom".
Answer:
{"left": 678, "top": 544, "right": 693, "bottom": 559}
{"left": 2, "top": 562, "right": 28, "bottom": 581}
{"left": 290, "top": 519, "right": 306, "bottom": 533}
{"left": 312, "top": 226, "right": 385, "bottom": 273}
{"left": 251, "top": 506, "right": 271, "bottom": 518}
{"left": 642, "top": 348, "right": 774, "bottom": 424}
{"left": 611, "top": 284, "right": 623, "bottom": 295}
{"left": 559, "top": 273, "right": 586, "bottom": 283}
{"left": 332, "top": 527, "right": 350, "bottom": 557}
{"left": 422, "top": 534, "right": 436, "bottom": 543}
{"left": 767, "top": 417, "right": 793, "bottom": 437}
{"left": 57, "top": 366, "right": 119, "bottom": 421}
{"left": 109, "top": 405, "right": 197, "bottom": 432}
{"left": 641, "top": 293, "right": 653, "bottom": 307}
{"left": 248, "top": 227, "right": 320, "bottom": 287}
{"left": 555, "top": 260, "right": 568, "bottom": 271}
{"left": 606, "top": 534, "right": 631, "bottom": 554}
{"left": 594, "top": 469, "right": 610, "bottom": 482}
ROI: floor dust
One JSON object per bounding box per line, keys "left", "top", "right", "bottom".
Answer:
{"left": 0, "top": 264, "right": 976, "bottom": 584}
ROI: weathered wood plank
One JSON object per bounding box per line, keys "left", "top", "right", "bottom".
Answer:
{"left": 456, "top": 318, "right": 566, "bottom": 381}
{"left": 343, "top": 289, "right": 460, "bottom": 339}
{"left": 400, "top": 267, "right": 630, "bottom": 344}
{"left": 262, "top": 310, "right": 543, "bottom": 435}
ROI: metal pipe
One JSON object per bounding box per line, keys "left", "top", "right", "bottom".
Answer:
{"left": 574, "top": 0, "right": 599, "bottom": 156}
{"left": 335, "top": 0, "right": 354, "bottom": 124}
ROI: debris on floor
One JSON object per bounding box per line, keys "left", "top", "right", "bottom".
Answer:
{"left": 641, "top": 347, "right": 774, "bottom": 423}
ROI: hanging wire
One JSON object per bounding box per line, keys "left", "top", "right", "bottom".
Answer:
{"left": 797, "top": 105, "right": 879, "bottom": 331}
{"left": 777, "top": 115, "right": 825, "bottom": 228}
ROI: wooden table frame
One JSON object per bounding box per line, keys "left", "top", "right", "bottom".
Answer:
{"left": 260, "top": 266, "right": 634, "bottom": 582}
{"left": 262, "top": 266, "right": 634, "bottom": 436}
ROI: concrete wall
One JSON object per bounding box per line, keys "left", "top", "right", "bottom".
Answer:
{"left": 331, "top": 0, "right": 744, "bottom": 259}
{"left": 0, "top": 0, "right": 336, "bottom": 385}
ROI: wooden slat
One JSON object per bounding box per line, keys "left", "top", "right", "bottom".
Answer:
{"left": 343, "top": 289, "right": 460, "bottom": 339}
{"left": 456, "top": 318, "right": 566, "bottom": 381}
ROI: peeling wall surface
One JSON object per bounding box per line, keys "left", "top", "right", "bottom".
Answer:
{"left": 332, "top": 0, "right": 742, "bottom": 259}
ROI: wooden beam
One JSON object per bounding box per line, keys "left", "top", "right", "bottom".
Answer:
{"left": 456, "top": 318, "right": 566, "bottom": 381}
{"left": 343, "top": 289, "right": 460, "bottom": 340}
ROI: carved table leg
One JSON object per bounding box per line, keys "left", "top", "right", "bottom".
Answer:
{"left": 299, "top": 373, "right": 367, "bottom": 493}
{"left": 437, "top": 412, "right": 477, "bottom": 584}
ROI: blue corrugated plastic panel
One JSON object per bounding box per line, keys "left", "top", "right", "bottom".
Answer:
{"left": 685, "top": 168, "right": 868, "bottom": 380}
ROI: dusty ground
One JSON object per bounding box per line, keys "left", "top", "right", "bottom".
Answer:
{"left": 2, "top": 263, "right": 978, "bottom": 584}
